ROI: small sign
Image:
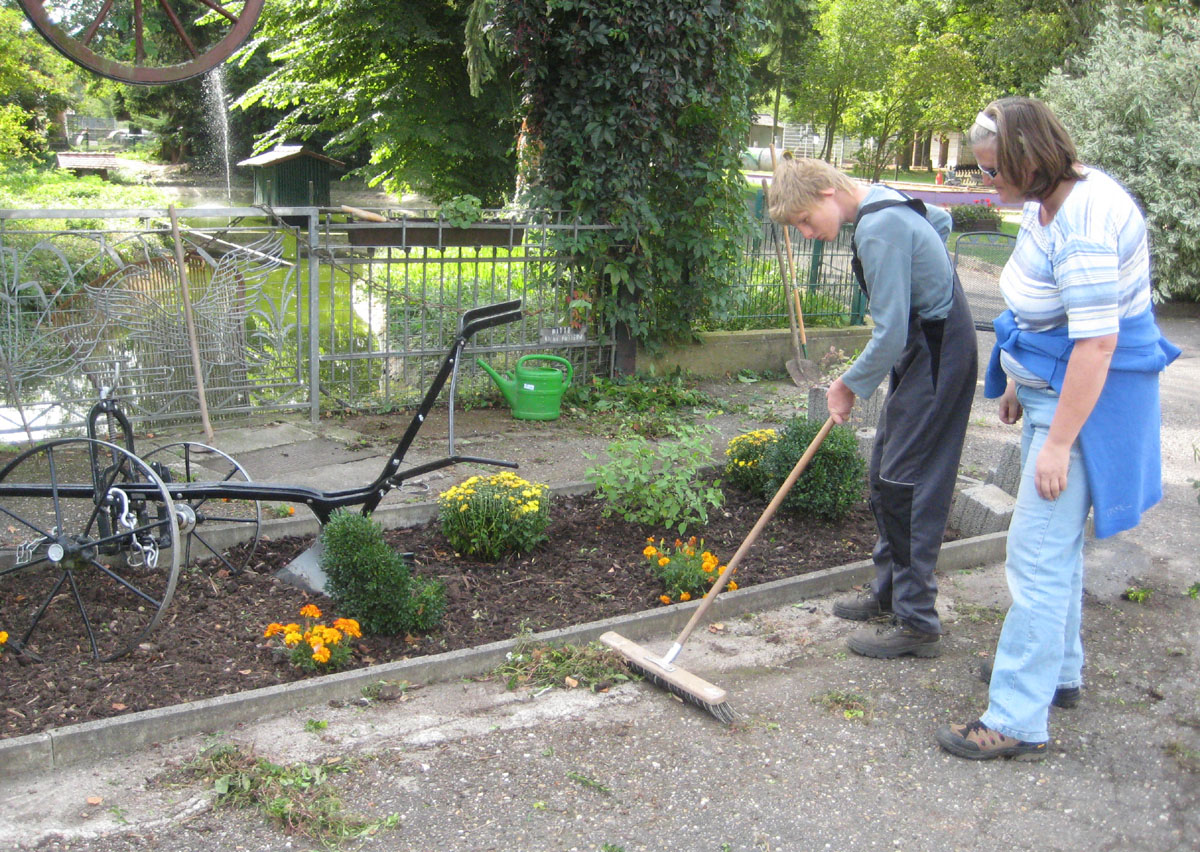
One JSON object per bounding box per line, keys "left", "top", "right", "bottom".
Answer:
{"left": 539, "top": 326, "right": 587, "bottom": 344}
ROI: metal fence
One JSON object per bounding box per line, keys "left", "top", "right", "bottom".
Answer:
{"left": 0, "top": 207, "right": 617, "bottom": 439}
{"left": 953, "top": 230, "right": 1016, "bottom": 331}
{"left": 711, "top": 219, "right": 865, "bottom": 332}
{"left": 0, "top": 205, "right": 887, "bottom": 440}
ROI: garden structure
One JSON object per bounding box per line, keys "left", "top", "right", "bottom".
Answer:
{"left": 0, "top": 300, "right": 522, "bottom": 663}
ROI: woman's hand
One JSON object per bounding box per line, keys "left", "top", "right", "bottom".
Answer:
{"left": 1035, "top": 440, "right": 1071, "bottom": 500}
{"left": 998, "top": 380, "right": 1022, "bottom": 425}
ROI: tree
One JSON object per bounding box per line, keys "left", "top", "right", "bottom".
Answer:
{"left": 789, "top": 0, "right": 904, "bottom": 161}
{"left": 236, "top": 0, "right": 519, "bottom": 205}
{"left": 753, "top": 0, "right": 819, "bottom": 142}
{"left": 1042, "top": 3, "right": 1200, "bottom": 301}
{"left": 496, "top": 0, "right": 758, "bottom": 347}
{"left": 0, "top": 6, "right": 80, "bottom": 159}
{"left": 848, "top": 30, "right": 985, "bottom": 181}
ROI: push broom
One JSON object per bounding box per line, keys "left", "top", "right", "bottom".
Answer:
{"left": 601, "top": 416, "right": 836, "bottom": 723}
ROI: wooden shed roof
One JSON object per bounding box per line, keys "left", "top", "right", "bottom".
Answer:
{"left": 236, "top": 145, "right": 345, "bottom": 168}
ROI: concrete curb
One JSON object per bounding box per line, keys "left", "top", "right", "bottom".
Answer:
{"left": 0, "top": 531, "right": 1006, "bottom": 774}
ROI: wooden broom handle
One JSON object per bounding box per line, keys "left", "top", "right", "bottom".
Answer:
{"left": 670, "top": 417, "right": 836, "bottom": 649}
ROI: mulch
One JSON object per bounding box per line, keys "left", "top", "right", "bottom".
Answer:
{"left": 0, "top": 483, "right": 881, "bottom": 741}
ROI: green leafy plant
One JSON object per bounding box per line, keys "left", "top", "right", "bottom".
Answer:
{"left": 562, "top": 372, "right": 715, "bottom": 437}
{"left": 304, "top": 719, "right": 328, "bottom": 733}
{"left": 181, "top": 743, "right": 397, "bottom": 843}
{"left": 437, "top": 471, "right": 551, "bottom": 561}
{"left": 948, "top": 200, "right": 1002, "bottom": 231}
{"left": 263, "top": 605, "right": 361, "bottom": 672}
{"left": 643, "top": 535, "right": 734, "bottom": 604}
{"left": 1188, "top": 583, "right": 1200, "bottom": 601}
{"left": 319, "top": 510, "right": 446, "bottom": 635}
{"left": 1123, "top": 586, "right": 1153, "bottom": 604}
{"left": 813, "top": 689, "right": 870, "bottom": 721}
{"left": 724, "top": 428, "right": 778, "bottom": 495}
{"left": 585, "top": 424, "right": 723, "bottom": 534}
{"left": 436, "top": 194, "right": 484, "bottom": 228}
{"left": 760, "top": 418, "right": 866, "bottom": 521}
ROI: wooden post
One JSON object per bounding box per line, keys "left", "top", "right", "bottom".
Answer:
{"left": 169, "top": 205, "right": 214, "bottom": 443}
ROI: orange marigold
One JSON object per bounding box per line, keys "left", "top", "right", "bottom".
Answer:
{"left": 299, "top": 604, "right": 322, "bottom": 619}
{"left": 311, "top": 645, "right": 331, "bottom": 664}
{"left": 263, "top": 622, "right": 285, "bottom": 638}
{"left": 333, "top": 617, "right": 362, "bottom": 639}
{"left": 680, "top": 592, "right": 692, "bottom": 602}
{"left": 659, "top": 595, "right": 672, "bottom": 605}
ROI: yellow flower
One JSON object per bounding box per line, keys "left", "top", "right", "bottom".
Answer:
{"left": 284, "top": 631, "right": 303, "bottom": 647}
{"left": 680, "top": 592, "right": 692, "bottom": 601}
{"left": 284, "top": 623, "right": 300, "bottom": 634}
{"left": 643, "top": 545, "right": 658, "bottom": 558}
{"left": 263, "top": 622, "right": 286, "bottom": 638}
{"left": 333, "top": 618, "right": 362, "bottom": 638}
{"left": 657, "top": 556, "right": 670, "bottom": 567}
{"left": 659, "top": 595, "right": 672, "bottom": 605}
{"left": 322, "top": 627, "right": 344, "bottom": 645}
{"left": 0, "top": 631, "right": 7, "bottom": 646}
{"left": 728, "top": 581, "right": 739, "bottom": 591}
{"left": 300, "top": 604, "right": 322, "bottom": 619}
{"left": 311, "top": 645, "right": 331, "bottom": 664}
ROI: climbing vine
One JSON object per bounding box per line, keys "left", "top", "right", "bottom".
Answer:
{"left": 495, "top": 0, "right": 761, "bottom": 347}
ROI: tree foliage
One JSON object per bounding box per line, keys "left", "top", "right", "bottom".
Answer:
{"left": 0, "top": 6, "right": 79, "bottom": 160}
{"left": 235, "top": 0, "right": 519, "bottom": 205}
{"left": 496, "top": 0, "right": 760, "bottom": 346}
{"left": 1042, "top": 3, "right": 1200, "bottom": 301}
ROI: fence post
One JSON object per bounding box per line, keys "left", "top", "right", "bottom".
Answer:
{"left": 307, "top": 210, "right": 321, "bottom": 424}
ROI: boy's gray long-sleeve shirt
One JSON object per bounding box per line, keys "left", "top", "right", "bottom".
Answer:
{"left": 840, "top": 185, "right": 955, "bottom": 399}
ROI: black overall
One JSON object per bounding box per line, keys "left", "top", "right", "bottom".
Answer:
{"left": 852, "top": 198, "right": 977, "bottom": 634}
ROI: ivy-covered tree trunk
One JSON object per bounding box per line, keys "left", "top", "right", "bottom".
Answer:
{"left": 498, "top": 0, "right": 760, "bottom": 349}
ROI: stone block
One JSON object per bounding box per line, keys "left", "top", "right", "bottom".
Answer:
{"left": 950, "top": 483, "right": 1015, "bottom": 537}
{"left": 985, "top": 441, "right": 1023, "bottom": 497}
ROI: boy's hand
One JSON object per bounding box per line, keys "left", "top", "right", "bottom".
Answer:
{"left": 827, "top": 377, "right": 856, "bottom": 425}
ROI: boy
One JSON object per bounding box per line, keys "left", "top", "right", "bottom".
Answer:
{"left": 768, "top": 155, "right": 976, "bottom": 658}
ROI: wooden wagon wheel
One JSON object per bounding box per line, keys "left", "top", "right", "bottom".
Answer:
{"left": 0, "top": 438, "right": 181, "bottom": 662}
{"left": 18, "top": 0, "right": 265, "bottom": 85}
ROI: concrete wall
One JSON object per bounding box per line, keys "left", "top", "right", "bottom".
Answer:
{"left": 636, "top": 325, "right": 873, "bottom": 377}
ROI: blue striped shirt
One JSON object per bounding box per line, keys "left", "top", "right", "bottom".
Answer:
{"left": 1000, "top": 167, "right": 1151, "bottom": 339}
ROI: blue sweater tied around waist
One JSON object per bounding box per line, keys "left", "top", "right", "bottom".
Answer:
{"left": 985, "top": 308, "right": 1181, "bottom": 538}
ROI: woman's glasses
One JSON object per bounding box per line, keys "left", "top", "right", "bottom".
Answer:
{"left": 980, "top": 165, "right": 1000, "bottom": 178}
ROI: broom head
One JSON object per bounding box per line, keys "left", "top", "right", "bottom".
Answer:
{"left": 600, "top": 630, "right": 734, "bottom": 724}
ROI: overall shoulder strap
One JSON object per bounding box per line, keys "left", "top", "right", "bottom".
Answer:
{"left": 850, "top": 194, "right": 930, "bottom": 300}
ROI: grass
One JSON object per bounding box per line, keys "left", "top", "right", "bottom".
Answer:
{"left": 813, "top": 689, "right": 870, "bottom": 721}
{"left": 494, "top": 630, "right": 639, "bottom": 693}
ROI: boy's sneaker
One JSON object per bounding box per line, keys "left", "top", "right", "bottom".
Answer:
{"left": 846, "top": 620, "right": 941, "bottom": 658}
{"left": 832, "top": 589, "right": 890, "bottom": 621}
{"left": 936, "top": 720, "right": 1047, "bottom": 761}
{"left": 979, "top": 660, "right": 1081, "bottom": 709}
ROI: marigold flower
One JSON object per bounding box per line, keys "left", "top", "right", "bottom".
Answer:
{"left": 311, "top": 645, "right": 332, "bottom": 664}
{"left": 284, "top": 623, "right": 300, "bottom": 634}
{"left": 0, "top": 631, "right": 7, "bottom": 646}
{"left": 659, "top": 595, "right": 672, "bottom": 605}
{"left": 680, "top": 592, "right": 692, "bottom": 601}
{"left": 263, "top": 622, "right": 285, "bottom": 638}
{"left": 657, "top": 556, "right": 670, "bottom": 567}
{"left": 284, "top": 631, "right": 303, "bottom": 646}
{"left": 728, "top": 581, "right": 739, "bottom": 591}
{"left": 643, "top": 545, "right": 658, "bottom": 558}
{"left": 300, "top": 604, "right": 322, "bottom": 619}
{"left": 333, "top": 617, "right": 362, "bottom": 638}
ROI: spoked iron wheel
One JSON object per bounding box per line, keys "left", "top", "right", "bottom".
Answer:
{"left": 0, "top": 439, "right": 180, "bottom": 662}
{"left": 142, "top": 442, "right": 261, "bottom": 574}
{"left": 18, "top": 0, "right": 265, "bottom": 85}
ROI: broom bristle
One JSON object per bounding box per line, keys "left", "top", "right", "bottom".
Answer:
{"left": 600, "top": 630, "right": 736, "bottom": 724}
{"left": 625, "top": 658, "right": 737, "bottom": 724}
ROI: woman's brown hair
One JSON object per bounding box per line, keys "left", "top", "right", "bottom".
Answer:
{"left": 972, "top": 97, "right": 1083, "bottom": 201}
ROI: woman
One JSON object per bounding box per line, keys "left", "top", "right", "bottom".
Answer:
{"left": 936, "top": 97, "right": 1179, "bottom": 761}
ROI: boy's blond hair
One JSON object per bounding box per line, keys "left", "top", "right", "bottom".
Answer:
{"left": 767, "top": 154, "right": 858, "bottom": 223}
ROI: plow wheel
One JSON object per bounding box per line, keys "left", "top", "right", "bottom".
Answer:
{"left": 18, "top": 0, "right": 265, "bottom": 85}
{"left": 0, "top": 439, "right": 180, "bottom": 662}
{"left": 143, "top": 441, "right": 261, "bottom": 574}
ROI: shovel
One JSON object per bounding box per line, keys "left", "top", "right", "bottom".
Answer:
{"left": 763, "top": 169, "right": 818, "bottom": 385}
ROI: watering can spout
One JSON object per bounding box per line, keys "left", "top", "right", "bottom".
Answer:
{"left": 476, "top": 358, "right": 519, "bottom": 409}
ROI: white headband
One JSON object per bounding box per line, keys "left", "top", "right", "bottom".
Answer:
{"left": 974, "top": 111, "right": 998, "bottom": 134}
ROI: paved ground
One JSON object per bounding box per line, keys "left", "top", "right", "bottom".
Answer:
{"left": 1, "top": 311, "right": 1197, "bottom": 852}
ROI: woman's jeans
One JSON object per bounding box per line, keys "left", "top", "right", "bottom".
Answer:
{"left": 980, "top": 385, "right": 1091, "bottom": 743}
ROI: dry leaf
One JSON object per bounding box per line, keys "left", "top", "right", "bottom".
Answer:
{"left": 86, "top": 796, "right": 102, "bottom": 805}
{"left": 708, "top": 623, "right": 726, "bottom": 633}
{"left": 111, "top": 703, "right": 127, "bottom": 711}
{"left": 564, "top": 676, "right": 579, "bottom": 688}
{"left": 238, "top": 669, "right": 253, "bottom": 675}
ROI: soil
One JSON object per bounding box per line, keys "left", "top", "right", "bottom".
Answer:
{"left": 0, "top": 481, "right": 883, "bottom": 741}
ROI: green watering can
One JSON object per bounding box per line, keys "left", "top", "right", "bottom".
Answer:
{"left": 477, "top": 354, "right": 573, "bottom": 421}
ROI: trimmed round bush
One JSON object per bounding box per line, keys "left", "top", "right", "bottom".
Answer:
{"left": 760, "top": 418, "right": 866, "bottom": 521}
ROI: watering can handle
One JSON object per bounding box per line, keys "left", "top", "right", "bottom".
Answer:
{"left": 516, "top": 354, "right": 573, "bottom": 387}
